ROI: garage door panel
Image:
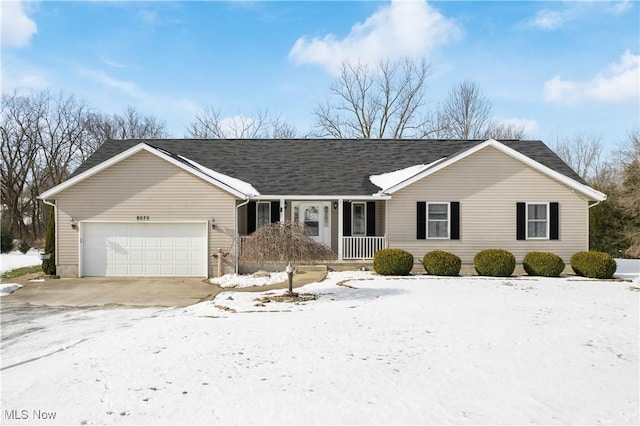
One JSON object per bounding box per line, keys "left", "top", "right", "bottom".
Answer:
{"left": 82, "top": 222, "right": 206, "bottom": 277}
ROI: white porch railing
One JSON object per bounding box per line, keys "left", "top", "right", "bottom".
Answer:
{"left": 341, "top": 236, "right": 387, "bottom": 260}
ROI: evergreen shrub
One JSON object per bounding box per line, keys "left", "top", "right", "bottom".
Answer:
{"left": 42, "top": 210, "right": 56, "bottom": 275}
{"left": 570, "top": 251, "right": 617, "bottom": 279}
{"left": 1, "top": 230, "right": 14, "bottom": 253}
{"left": 18, "top": 240, "right": 31, "bottom": 254}
{"left": 422, "top": 250, "right": 461, "bottom": 276}
{"left": 373, "top": 248, "right": 414, "bottom": 276}
{"left": 474, "top": 248, "right": 516, "bottom": 277}
{"left": 523, "top": 251, "right": 565, "bottom": 277}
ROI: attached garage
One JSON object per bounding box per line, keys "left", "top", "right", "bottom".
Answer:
{"left": 81, "top": 222, "right": 207, "bottom": 277}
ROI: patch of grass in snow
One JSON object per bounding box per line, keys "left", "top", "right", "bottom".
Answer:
{"left": 1, "top": 265, "right": 41, "bottom": 279}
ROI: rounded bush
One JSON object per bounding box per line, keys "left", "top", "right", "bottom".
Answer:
{"left": 373, "top": 248, "right": 414, "bottom": 276}
{"left": 423, "top": 250, "right": 461, "bottom": 276}
{"left": 570, "top": 251, "right": 617, "bottom": 279}
{"left": 474, "top": 248, "right": 516, "bottom": 277}
{"left": 523, "top": 251, "right": 565, "bottom": 277}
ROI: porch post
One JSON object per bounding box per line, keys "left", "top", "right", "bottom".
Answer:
{"left": 280, "top": 198, "right": 286, "bottom": 222}
{"left": 384, "top": 198, "right": 389, "bottom": 249}
{"left": 337, "top": 198, "right": 343, "bottom": 260}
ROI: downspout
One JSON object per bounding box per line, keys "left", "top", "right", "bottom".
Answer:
{"left": 40, "top": 197, "right": 56, "bottom": 268}
{"left": 235, "top": 198, "right": 251, "bottom": 274}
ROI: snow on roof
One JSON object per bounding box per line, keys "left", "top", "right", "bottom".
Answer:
{"left": 178, "top": 155, "right": 260, "bottom": 197}
{"left": 369, "top": 158, "right": 446, "bottom": 193}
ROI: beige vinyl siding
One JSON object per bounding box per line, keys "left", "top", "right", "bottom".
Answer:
{"left": 54, "top": 150, "right": 238, "bottom": 277}
{"left": 387, "top": 146, "right": 591, "bottom": 265}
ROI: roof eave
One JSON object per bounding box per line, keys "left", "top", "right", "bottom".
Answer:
{"left": 39, "top": 143, "right": 252, "bottom": 201}
{"left": 382, "top": 139, "right": 606, "bottom": 201}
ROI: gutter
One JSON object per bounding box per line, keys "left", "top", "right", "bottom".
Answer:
{"left": 39, "top": 197, "right": 56, "bottom": 267}
{"left": 235, "top": 198, "right": 251, "bottom": 274}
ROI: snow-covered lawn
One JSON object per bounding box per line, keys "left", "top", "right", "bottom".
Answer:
{"left": 1, "top": 272, "right": 638, "bottom": 425}
{"left": 0, "top": 249, "right": 42, "bottom": 273}
{"left": 1, "top": 250, "right": 42, "bottom": 296}
{"left": 209, "top": 271, "right": 288, "bottom": 288}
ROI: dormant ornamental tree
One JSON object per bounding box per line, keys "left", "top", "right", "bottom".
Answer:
{"left": 240, "top": 222, "right": 336, "bottom": 294}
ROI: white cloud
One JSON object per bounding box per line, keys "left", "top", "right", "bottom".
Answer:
{"left": 288, "top": 0, "right": 460, "bottom": 74}
{"left": 0, "top": 0, "right": 37, "bottom": 48}
{"left": 79, "top": 68, "right": 144, "bottom": 98}
{"left": 526, "top": 1, "right": 634, "bottom": 31}
{"left": 609, "top": 1, "right": 633, "bottom": 15}
{"left": 544, "top": 51, "right": 640, "bottom": 104}
{"left": 0, "top": 68, "right": 49, "bottom": 92}
{"left": 530, "top": 9, "right": 569, "bottom": 30}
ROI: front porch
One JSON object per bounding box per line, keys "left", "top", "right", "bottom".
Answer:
{"left": 237, "top": 199, "right": 388, "bottom": 260}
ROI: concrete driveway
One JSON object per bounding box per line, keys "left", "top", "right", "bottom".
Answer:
{"left": 0, "top": 269, "right": 327, "bottom": 308}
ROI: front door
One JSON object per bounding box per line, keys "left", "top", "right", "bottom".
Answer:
{"left": 293, "top": 201, "right": 331, "bottom": 247}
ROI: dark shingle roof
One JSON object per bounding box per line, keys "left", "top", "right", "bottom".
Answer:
{"left": 71, "top": 139, "right": 588, "bottom": 196}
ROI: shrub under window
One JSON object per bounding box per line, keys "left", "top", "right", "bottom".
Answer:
{"left": 474, "top": 249, "right": 516, "bottom": 277}
{"left": 373, "top": 249, "right": 414, "bottom": 276}
{"left": 423, "top": 250, "right": 461, "bottom": 276}
{"left": 523, "top": 251, "right": 565, "bottom": 277}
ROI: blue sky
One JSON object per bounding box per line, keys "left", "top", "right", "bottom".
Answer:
{"left": 2, "top": 1, "right": 638, "bottom": 155}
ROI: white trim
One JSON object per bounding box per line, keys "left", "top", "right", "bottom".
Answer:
{"left": 256, "top": 194, "right": 392, "bottom": 201}
{"left": 380, "top": 139, "right": 606, "bottom": 202}
{"left": 337, "top": 198, "right": 344, "bottom": 260}
{"left": 426, "top": 202, "right": 450, "bottom": 240}
{"left": 39, "top": 143, "right": 251, "bottom": 200}
{"left": 525, "top": 202, "right": 550, "bottom": 240}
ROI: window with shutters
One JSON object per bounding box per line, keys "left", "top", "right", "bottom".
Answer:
{"left": 427, "top": 203, "right": 449, "bottom": 239}
{"left": 527, "top": 203, "right": 548, "bottom": 239}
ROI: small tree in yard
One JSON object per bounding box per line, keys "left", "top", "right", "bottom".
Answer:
{"left": 240, "top": 222, "right": 336, "bottom": 294}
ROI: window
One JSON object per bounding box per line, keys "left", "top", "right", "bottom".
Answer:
{"left": 427, "top": 203, "right": 449, "bottom": 239}
{"left": 352, "top": 202, "right": 366, "bottom": 236}
{"left": 527, "top": 203, "right": 548, "bottom": 239}
{"left": 257, "top": 202, "right": 271, "bottom": 230}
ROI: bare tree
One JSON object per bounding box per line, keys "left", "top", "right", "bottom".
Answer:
{"left": 1, "top": 92, "right": 41, "bottom": 239}
{"left": 435, "top": 80, "right": 527, "bottom": 140}
{"left": 1, "top": 90, "right": 98, "bottom": 241}
{"left": 314, "top": 58, "right": 434, "bottom": 139}
{"left": 437, "top": 80, "right": 492, "bottom": 139}
{"left": 553, "top": 133, "right": 606, "bottom": 182}
{"left": 86, "top": 106, "right": 167, "bottom": 144}
{"left": 185, "top": 107, "right": 299, "bottom": 139}
{"left": 484, "top": 120, "right": 528, "bottom": 140}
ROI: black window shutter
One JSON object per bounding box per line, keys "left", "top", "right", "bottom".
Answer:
{"left": 550, "top": 202, "right": 559, "bottom": 240}
{"left": 516, "top": 202, "right": 526, "bottom": 240}
{"left": 450, "top": 202, "right": 460, "bottom": 240}
{"left": 247, "top": 201, "right": 256, "bottom": 234}
{"left": 343, "top": 201, "right": 352, "bottom": 236}
{"left": 417, "top": 202, "right": 426, "bottom": 240}
{"left": 270, "top": 201, "right": 280, "bottom": 224}
{"left": 366, "top": 201, "right": 376, "bottom": 236}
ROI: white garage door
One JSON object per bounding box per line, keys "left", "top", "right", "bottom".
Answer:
{"left": 82, "top": 222, "right": 207, "bottom": 277}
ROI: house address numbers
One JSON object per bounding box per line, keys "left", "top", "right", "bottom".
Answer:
{"left": 136, "top": 215, "right": 150, "bottom": 221}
